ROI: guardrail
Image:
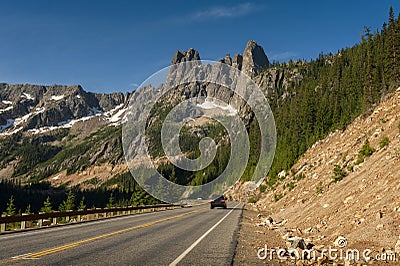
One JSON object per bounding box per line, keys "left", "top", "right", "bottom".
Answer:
{"left": 0, "top": 204, "right": 178, "bottom": 233}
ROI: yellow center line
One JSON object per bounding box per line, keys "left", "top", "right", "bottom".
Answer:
{"left": 11, "top": 207, "right": 206, "bottom": 261}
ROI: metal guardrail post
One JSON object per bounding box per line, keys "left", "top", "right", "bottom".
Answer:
{"left": 66, "top": 213, "right": 70, "bottom": 222}
{"left": 38, "top": 212, "right": 44, "bottom": 227}
{"left": 1, "top": 214, "right": 5, "bottom": 232}
{"left": 95, "top": 208, "right": 101, "bottom": 219}
{"left": 21, "top": 213, "right": 27, "bottom": 230}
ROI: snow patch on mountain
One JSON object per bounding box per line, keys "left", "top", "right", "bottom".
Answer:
{"left": 101, "top": 104, "right": 127, "bottom": 125}
{"left": 196, "top": 98, "right": 238, "bottom": 116}
{"left": 51, "top": 95, "right": 65, "bottom": 101}
{"left": 0, "top": 126, "right": 22, "bottom": 136}
{"left": 109, "top": 107, "right": 126, "bottom": 123}
{"left": 14, "top": 113, "right": 33, "bottom": 126}
{"left": 21, "top": 93, "right": 34, "bottom": 100}
{"left": 34, "top": 107, "right": 46, "bottom": 114}
{"left": 26, "top": 106, "right": 115, "bottom": 134}
{"left": 0, "top": 106, "right": 13, "bottom": 113}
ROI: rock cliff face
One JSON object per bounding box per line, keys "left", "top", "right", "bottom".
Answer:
{"left": 242, "top": 40, "right": 269, "bottom": 77}
{"left": 171, "top": 40, "right": 268, "bottom": 75}
{"left": 165, "top": 41, "right": 294, "bottom": 116}
{"left": 95, "top": 92, "right": 126, "bottom": 111}
{"left": 232, "top": 54, "right": 243, "bottom": 70}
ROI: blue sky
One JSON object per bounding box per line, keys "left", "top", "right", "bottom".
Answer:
{"left": 0, "top": 0, "right": 399, "bottom": 93}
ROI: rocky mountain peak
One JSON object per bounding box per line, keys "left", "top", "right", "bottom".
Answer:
{"left": 232, "top": 54, "right": 243, "bottom": 70}
{"left": 221, "top": 53, "right": 244, "bottom": 70}
{"left": 170, "top": 41, "right": 268, "bottom": 77}
{"left": 241, "top": 40, "right": 269, "bottom": 76}
{"left": 171, "top": 48, "right": 201, "bottom": 64}
{"left": 219, "top": 54, "right": 233, "bottom": 66}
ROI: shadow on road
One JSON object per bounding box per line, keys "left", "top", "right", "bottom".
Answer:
{"left": 209, "top": 207, "right": 242, "bottom": 211}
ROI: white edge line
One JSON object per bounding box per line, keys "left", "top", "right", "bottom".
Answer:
{"left": 11, "top": 253, "right": 33, "bottom": 259}
{"left": 169, "top": 202, "right": 241, "bottom": 266}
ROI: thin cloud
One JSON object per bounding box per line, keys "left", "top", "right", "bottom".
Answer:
{"left": 129, "top": 83, "right": 139, "bottom": 87}
{"left": 269, "top": 51, "right": 298, "bottom": 61}
{"left": 191, "top": 3, "right": 256, "bottom": 21}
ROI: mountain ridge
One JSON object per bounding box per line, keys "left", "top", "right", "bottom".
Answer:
{"left": 0, "top": 40, "right": 284, "bottom": 189}
{"left": 0, "top": 40, "right": 271, "bottom": 136}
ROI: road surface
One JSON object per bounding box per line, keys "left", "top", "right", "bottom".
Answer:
{"left": 0, "top": 202, "right": 243, "bottom": 265}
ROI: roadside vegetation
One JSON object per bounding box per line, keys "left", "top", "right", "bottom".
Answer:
{"left": 356, "top": 139, "right": 375, "bottom": 164}
{"left": 379, "top": 136, "right": 390, "bottom": 148}
{"left": 0, "top": 171, "right": 159, "bottom": 215}
{"left": 332, "top": 165, "right": 347, "bottom": 183}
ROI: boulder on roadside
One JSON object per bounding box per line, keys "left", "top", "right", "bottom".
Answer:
{"left": 265, "top": 216, "right": 273, "bottom": 225}
{"left": 289, "top": 236, "right": 307, "bottom": 250}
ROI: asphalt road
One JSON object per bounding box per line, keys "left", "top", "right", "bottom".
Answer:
{"left": 0, "top": 202, "right": 243, "bottom": 266}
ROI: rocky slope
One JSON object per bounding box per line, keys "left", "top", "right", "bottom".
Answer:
{"left": 227, "top": 88, "right": 400, "bottom": 261}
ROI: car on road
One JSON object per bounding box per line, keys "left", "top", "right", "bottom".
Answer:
{"left": 180, "top": 203, "right": 193, "bottom": 208}
{"left": 210, "top": 195, "right": 227, "bottom": 209}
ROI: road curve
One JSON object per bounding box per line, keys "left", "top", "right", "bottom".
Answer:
{"left": 0, "top": 202, "right": 243, "bottom": 265}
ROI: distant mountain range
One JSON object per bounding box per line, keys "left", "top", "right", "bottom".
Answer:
{"left": 0, "top": 83, "right": 129, "bottom": 135}
{"left": 0, "top": 40, "right": 278, "bottom": 137}
{"left": 1, "top": 40, "right": 299, "bottom": 188}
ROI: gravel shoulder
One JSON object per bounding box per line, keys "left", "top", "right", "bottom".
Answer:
{"left": 234, "top": 206, "right": 399, "bottom": 265}
{"left": 233, "top": 207, "right": 291, "bottom": 265}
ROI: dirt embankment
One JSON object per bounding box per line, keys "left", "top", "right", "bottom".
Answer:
{"left": 232, "top": 89, "right": 400, "bottom": 265}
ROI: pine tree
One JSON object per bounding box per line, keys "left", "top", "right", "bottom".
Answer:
{"left": 106, "top": 193, "right": 115, "bottom": 208}
{"left": 384, "top": 6, "right": 400, "bottom": 88}
{"left": 40, "top": 196, "right": 53, "bottom": 213}
{"left": 78, "top": 196, "right": 86, "bottom": 210}
{"left": 58, "top": 191, "right": 75, "bottom": 212}
{"left": 3, "top": 195, "right": 16, "bottom": 216}
{"left": 363, "top": 50, "right": 374, "bottom": 109}
{"left": 25, "top": 204, "right": 32, "bottom": 214}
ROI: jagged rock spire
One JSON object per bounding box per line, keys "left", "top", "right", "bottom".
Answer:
{"left": 171, "top": 48, "right": 200, "bottom": 64}
{"left": 241, "top": 40, "right": 269, "bottom": 77}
